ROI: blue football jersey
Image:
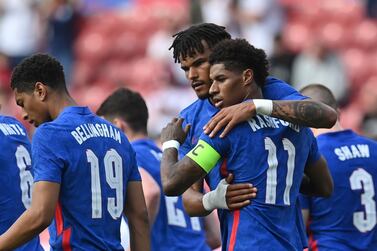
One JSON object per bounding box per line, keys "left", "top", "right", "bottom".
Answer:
{"left": 300, "top": 130, "right": 377, "bottom": 251}
{"left": 0, "top": 115, "right": 43, "bottom": 251}
{"left": 31, "top": 107, "right": 141, "bottom": 250}
{"left": 195, "top": 115, "right": 320, "bottom": 251}
{"left": 179, "top": 76, "right": 307, "bottom": 159}
{"left": 179, "top": 77, "right": 309, "bottom": 249}
{"left": 132, "top": 139, "right": 211, "bottom": 251}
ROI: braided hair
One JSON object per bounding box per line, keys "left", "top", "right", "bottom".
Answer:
{"left": 169, "top": 23, "right": 231, "bottom": 63}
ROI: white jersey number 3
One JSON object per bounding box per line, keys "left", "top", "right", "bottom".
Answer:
{"left": 350, "top": 168, "right": 377, "bottom": 232}
{"left": 87, "top": 149, "right": 123, "bottom": 219}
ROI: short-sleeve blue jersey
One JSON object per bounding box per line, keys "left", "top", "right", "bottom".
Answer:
{"left": 0, "top": 116, "right": 43, "bottom": 251}
{"left": 31, "top": 107, "right": 141, "bottom": 250}
{"left": 179, "top": 77, "right": 309, "bottom": 249}
{"left": 132, "top": 139, "right": 210, "bottom": 251}
{"left": 300, "top": 130, "right": 377, "bottom": 251}
{"left": 196, "top": 116, "right": 320, "bottom": 250}
{"left": 179, "top": 77, "right": 307, "bottom": 159}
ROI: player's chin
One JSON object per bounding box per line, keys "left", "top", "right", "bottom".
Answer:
{"left": 195, "top": 90, "right": 210, "bottom": 100}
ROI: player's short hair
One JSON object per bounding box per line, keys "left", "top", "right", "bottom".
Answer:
{"left": 300, "top": 84, "right": 338, "bottom": 110}
{"left": 97, "top": 88, "right": 148, "bottom": 133}
{"left": 209, "top": 38, "right": 269, "bottom": 87}
{"left": 10, "top": 54, "right": 67, "bottom": 92}
{"left": 169, "top": 23, "right": 231, "bottom": 63}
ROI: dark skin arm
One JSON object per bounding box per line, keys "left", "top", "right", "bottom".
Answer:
{"left": 161, "top": 148, "right": 207, "bottom": 196}
{"left": 0, "top": 181, "right": 60, "bottom": 251}
{"left": 161, "top": 118, "right": 215, "bottom": 196}
{"left": 300, "top": 156, "right": 333, "bottom": 197}
{"left": 124, "top": 181, "right": 151, "bottom": 251}
{"left": 182, "top": 174, "right": 257, "bottom": 216}
{"left": 204, "top": 99, "right": 337, "bottom": 138}
{"left": 162, "top": 118, "right": 257, "bottom": 203}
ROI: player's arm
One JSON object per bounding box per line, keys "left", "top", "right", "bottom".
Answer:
{"left": 124, "top": 181, "right": 151, "bottom": 251}
{"left": 0, "top": 181, "right": 60, "bottom": 250}
{"left": 301, "top": 156, "right": 333, "bottom": 197}
{"left": 204, "top": 210, "right": 221, "bottom": 249}
{"left": 182, "top": 174, "right": 257, "bottom": 216}
{"left": 161, "top": 118, "right": 216, "bottom": 196}
{"left": 161, "top": 147, "right": 207, "bottom": 196}
{"left": 204, "top": 99, "right": 337, "bottom": 138}
{"left": 301, "top": 209, "right": 310, "bottom": 229}
{"left": 299, "top": 194, "right": 311, "bottom": 229}
{"left": 138, "top": 168, "right": 160, "bottom": 227}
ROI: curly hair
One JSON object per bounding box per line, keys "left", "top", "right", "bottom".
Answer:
{"left": 97, "top": 87, "right": 149, "bottom": 134}
{"left": 10, "top": 54, "right": 67, "bottom": 92}
{"left": 208, "top": 38, "right": 269, "bottom": 87}
{"left": 169, "top": 23, "right": 231, "bottom": 63}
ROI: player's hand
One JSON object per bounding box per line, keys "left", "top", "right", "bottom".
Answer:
{"left": 203, "top": 102, "right": 256, "bottom": 138}
{"left": 225, "top": 173, "right": 257, "bottom": 210}
{"left": 161, "top": 118, "right": 191, "bottom": 144}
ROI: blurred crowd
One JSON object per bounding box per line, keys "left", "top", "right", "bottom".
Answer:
{"left": 0, "top": 0, "right": 377, "bottom": 139}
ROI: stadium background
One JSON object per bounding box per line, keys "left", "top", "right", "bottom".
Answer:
{"left": 0, "top": 0, "right": 376, "bottom": 249}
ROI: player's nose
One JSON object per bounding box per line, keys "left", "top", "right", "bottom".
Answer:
{"left": 188, "top": 67, "right": 198, "bottom": 80}
{"left": 209, "top": 81, "right": 219, "bottom": 95}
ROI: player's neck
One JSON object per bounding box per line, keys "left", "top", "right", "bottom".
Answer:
{"left": 245, "top": 85, "right": 263, "bottom": 100}
{"left": 126, "top": 131, "right": 148, "bottom": 142}
{"left": 312, "top": 120, "right": 343, "bottom": 136}
{"left": 49, "top": 93, "right": 77, "bottom": 120}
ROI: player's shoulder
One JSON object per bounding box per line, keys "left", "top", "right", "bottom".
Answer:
{"left": 132, "top": 139, "right": 161, "bottom": 159}
{"left": 0, "top": 114, "right": 21, "bottom": 124}
{"left": 0, "top": 115, "right": 27, "bottom": 132}
{"left": 263, "top": 76, "right": 307, "bottom": 101}
{"left": 32, "top": 123, "right": 56, "bottom": 143}
{"left": 264, "top": 76, "right": 291, "bottom": 88}
{"left": 179, "top": 99, "right": 204, "bottom": 118}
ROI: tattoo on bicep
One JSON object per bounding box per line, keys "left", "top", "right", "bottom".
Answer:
{"left": 272, "top": 101, "right": 325, "bottom": 126}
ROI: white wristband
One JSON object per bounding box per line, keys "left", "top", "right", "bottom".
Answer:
{"left": 253, "top": 99, "right": 273, "bottom": 116}
{"left": 202, "top": 179, "right": 229, "bottom": 211}
{"left": 162, "top": 140, "right": 180, "bottom": 151}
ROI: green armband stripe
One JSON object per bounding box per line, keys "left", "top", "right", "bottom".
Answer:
{"left": 186, "top": 139, "right": 221, "bottom": 173}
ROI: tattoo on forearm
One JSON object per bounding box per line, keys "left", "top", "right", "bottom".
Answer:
{"left": 272, "top": 101, "right": 335, "bottom": 128}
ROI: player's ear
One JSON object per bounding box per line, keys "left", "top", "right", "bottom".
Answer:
{"left": 34, "top": 82, "right": 48, "bottom": 101}
{"left": 242, "top": 69, "right": 253, "bottom": 86}
{"left": 113, "top": 117, "right": 128, "bottom": 133}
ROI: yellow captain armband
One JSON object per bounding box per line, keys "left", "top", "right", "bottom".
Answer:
{"left": 186, "top": 139, "right": 221, "bottom": 173}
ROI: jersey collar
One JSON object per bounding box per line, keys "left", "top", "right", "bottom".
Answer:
{"left": 59, "top": 106, "right": 92, "bottom": 116}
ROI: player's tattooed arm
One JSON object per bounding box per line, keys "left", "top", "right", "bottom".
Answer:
{"left": 161, "top": 148, "right": 207, "bottom": 196}
{"left": 271, "top": 100, "right": 337, "bottom": 129}
{"left": 204, "top": 100, "right": 337, "bottom": 138}
{"left": 160, "top": 118, "right": 207, "bottom": 196}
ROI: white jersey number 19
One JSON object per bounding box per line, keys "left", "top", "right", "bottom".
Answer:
{"left": 87, "top": 149, "right": 123, "bottom": 219}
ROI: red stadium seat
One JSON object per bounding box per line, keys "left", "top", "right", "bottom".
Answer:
{"left": 282, "top": 22, "right": 311, "bottom": 52}
{"left": 353, "top": 20, "right": 377, "bottom": 50}
{"left": 319, "top": 22, "right": 346, "bottom": 49}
